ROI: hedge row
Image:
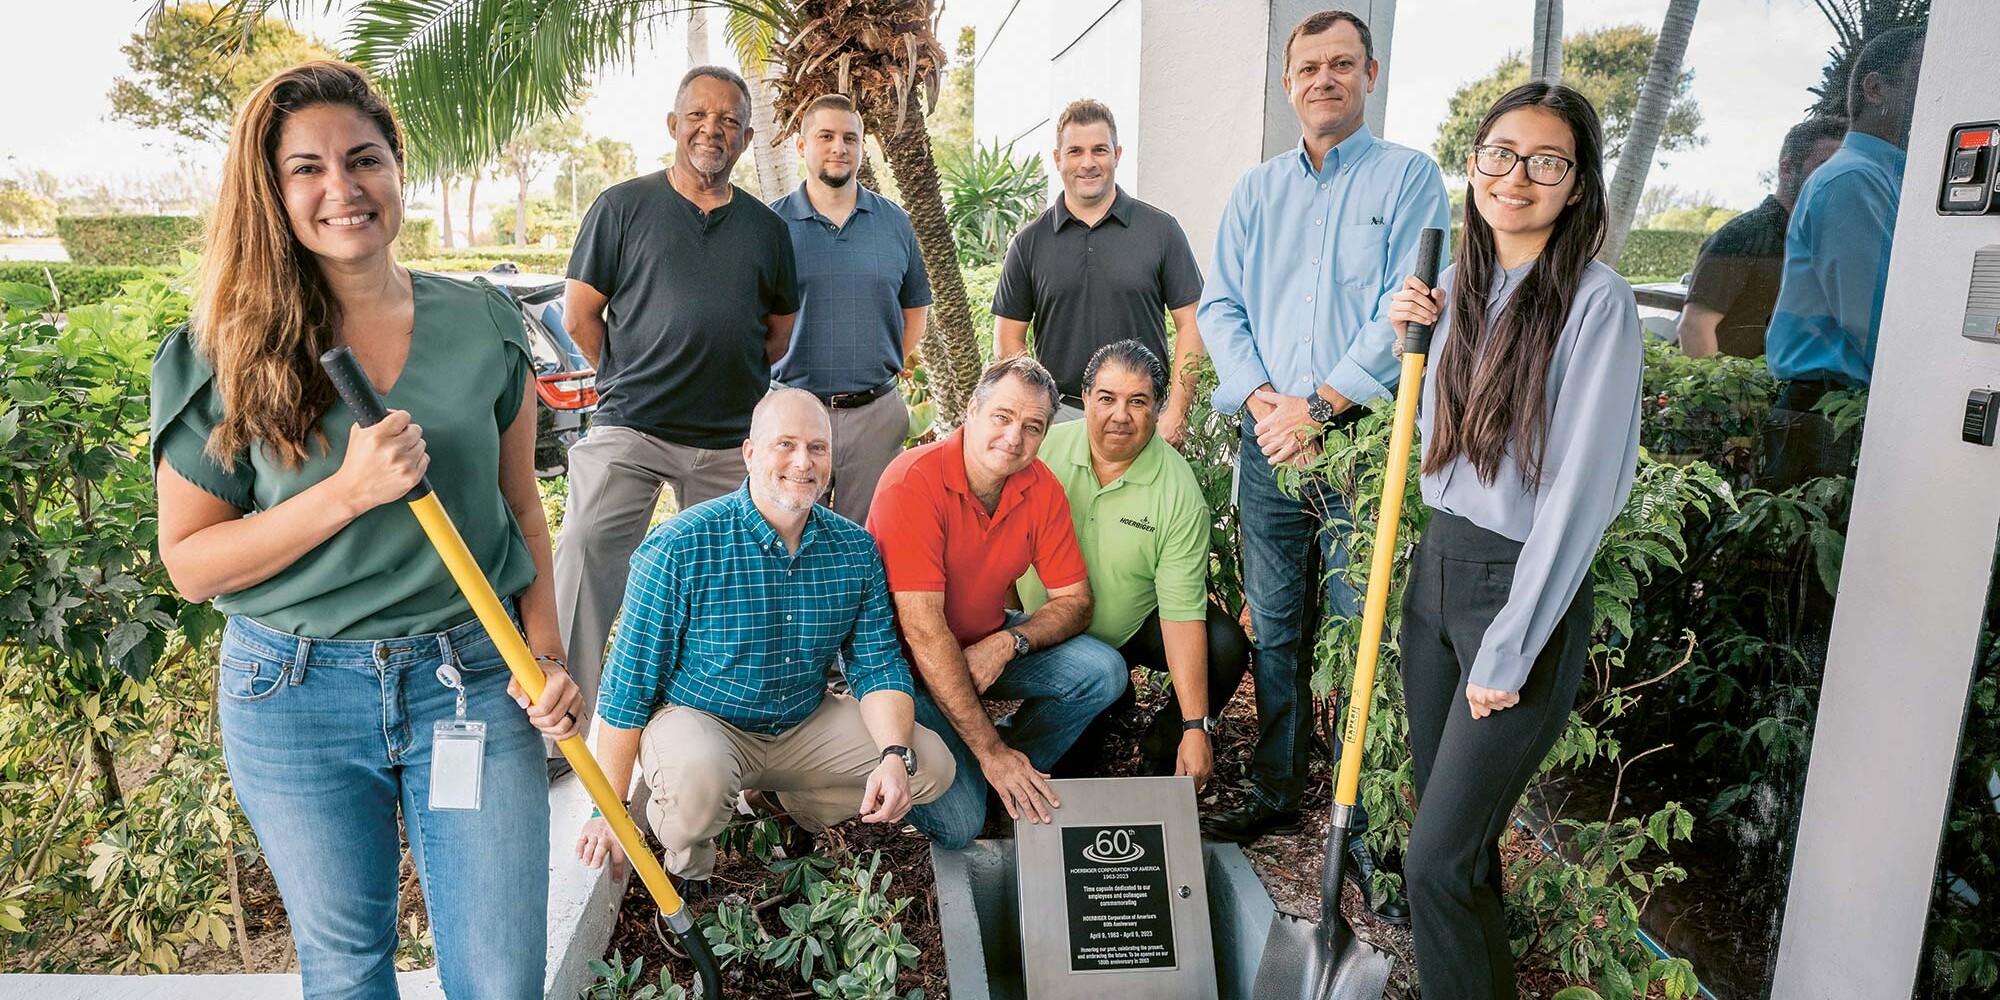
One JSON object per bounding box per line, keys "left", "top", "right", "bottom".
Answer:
{"left": 0, "top": 263, "right": 161, "bottom": 308}
{"left": 1615, "top": 229, "right": 1705, "bottom": 281}
{"left": 394, "top": 218, "right": 439, "bottom": 259}
{"left": 405, "top": 247, "right": 572, "bottom": 274}
{"left": 55, "top": 215, "right": 203, "bottom": 267}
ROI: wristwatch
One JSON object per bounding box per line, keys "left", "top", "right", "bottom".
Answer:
{"left": 1305, "top": 391, "right": 1336, "bottom": 424}
{"left": 1182, "top": 716, "right": 1217, "bottom": 736}
{"left": 1006, "top": 627, "right": 1032, "bottom": 659}
{"left": 881, "top": 744, "right": 917, "bottom": 777}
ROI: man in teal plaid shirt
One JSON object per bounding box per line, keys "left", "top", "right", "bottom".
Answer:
{"left": 572, "top": 390, "right": 954, "bottom": 886}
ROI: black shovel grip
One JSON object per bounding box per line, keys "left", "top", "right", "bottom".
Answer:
{"left": 1402, "top": 227, "right": 1447, "bottom": 357}
{"left": 320, "top": 346, "right": 433, "bottom": 502}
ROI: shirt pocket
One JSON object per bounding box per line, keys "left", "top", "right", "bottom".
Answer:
{"left": 218, "top": 653, "right": 293, "bottom": 703}
{"left": 1334, "top": 223, "right": 1389, "bottom": 290}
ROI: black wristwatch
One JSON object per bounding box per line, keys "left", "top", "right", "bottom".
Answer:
{"left": 1182, "top": 716, "right": 1216, "bottom": 736}
{"left": 881, "top": 744, "right": 917, "bottom": 777}
{"left": 1305, "top": 391, "right": 1336, "bottom": 424}
{"left": 1006, "top": 627, "right": 1032, "bottom": 659}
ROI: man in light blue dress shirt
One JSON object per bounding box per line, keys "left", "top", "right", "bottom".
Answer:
{"left": 1196, "top": 10, "right": 1447, "bottom": 924}
{"left": 1760, "top": 26, "right": 1925, "bottom": 488}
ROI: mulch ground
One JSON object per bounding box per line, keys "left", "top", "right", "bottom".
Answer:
{"left": 603, "top": 664, "right": 1656, "bottom": 1000}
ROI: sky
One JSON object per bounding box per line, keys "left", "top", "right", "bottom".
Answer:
{"left": 0, "top": 0, "right": 1847, "bottom": 216}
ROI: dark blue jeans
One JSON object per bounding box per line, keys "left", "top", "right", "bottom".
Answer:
{"left": 1235, "top": 417, "right": 1369, "bottom": 830}
{"left": 906, "top": 619, "right": 1128, "bottom": 849}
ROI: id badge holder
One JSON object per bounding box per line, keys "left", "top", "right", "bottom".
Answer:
{"left": 430, "top": 663, "right": 486, "bottom": 811}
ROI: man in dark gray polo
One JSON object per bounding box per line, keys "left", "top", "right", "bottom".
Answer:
{"left": 556, "top": 64, "right": 800, "bottom": 761}
{"left": 771, "top": 93, "right": 932, "bottom": 523}
{"left": 992, "top": 100, "right": 1208, "bottom": 445}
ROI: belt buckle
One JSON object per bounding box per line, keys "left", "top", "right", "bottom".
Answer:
{"left": 829, "top": 390, "right": 855, "bottom": 407}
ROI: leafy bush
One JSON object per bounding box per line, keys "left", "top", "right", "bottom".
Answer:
{"left": 393, "top": 217, "right": 439, "bottom": 259}
{"left": 55, "top": 215, "right": 203, "bottom": 267}
{"left": 403, "top": 247, "right": 572, "bottom": 274}
{"left": 1640, "top": 341, "right": 1776, "bottom": 483}
{"left": 941, "top": 143, "right": 1046, "bottom": 268}
{"left": 0, "top": 264, "right": 163, "bottom": 310}
{"left": 1, "top": 269, "right": 244, "bottom": 973}
{"left": 1615, "top": 229, "right": 1704, "bottom": 281}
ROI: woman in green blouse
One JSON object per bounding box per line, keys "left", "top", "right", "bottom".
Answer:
{"left": 152, "top": 61, "right": 581, "bottom": 998}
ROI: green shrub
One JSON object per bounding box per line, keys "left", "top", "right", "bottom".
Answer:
{"left": 488, "top": 196, "right": 578, "bottom": 246}
{"left": 404, "top": 247, "right": 572, "bottom": 274}
{"left": 55, "top": 215, "right": 203, "bottom": 267}
{"left": 1615, "top": 229, "right": 1704, "bottom": 281}
{"left": 0, "top": 263, "right": 163, "bottom": 310}
{"left": 392, "top": 217, "right": 439, "bottom": 259}
{"left": 941, "top": 143, "right": 1045, "bottom": 268}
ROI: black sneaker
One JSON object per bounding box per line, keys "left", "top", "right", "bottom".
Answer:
{"left": 1342, "top": 835, "right": 1410, "bottom": 925}
{"left": 546, "top": 756, "right": 573, "bottom": 783}
{"left": 1200, "top": 800, "right": 1303, "bottom": 843}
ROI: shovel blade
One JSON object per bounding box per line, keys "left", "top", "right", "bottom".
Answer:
{"left": 1251, "top": 911, "right": 1394, "bottom": 1000}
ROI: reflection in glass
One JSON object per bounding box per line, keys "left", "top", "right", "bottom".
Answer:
{"left": 1917, "top": 557, "right": 2000, "bottom": 999}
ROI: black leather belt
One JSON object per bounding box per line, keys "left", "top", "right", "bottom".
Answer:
{"left": 784, "top": 378, "right": 900, "bottom": 409}
{"left": 1773, "top": 378, "right": 1856, "bottom": 413}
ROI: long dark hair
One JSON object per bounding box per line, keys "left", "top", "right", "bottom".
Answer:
{"left": 195, "top": 61, "right": 407, "bottom": 471}
{"left": 1423, "top": 82, "right": 1606, "bottom": 490}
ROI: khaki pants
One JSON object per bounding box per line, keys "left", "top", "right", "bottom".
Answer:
{"left": 553, "top": 424, "right": 747, "bottom": 746}
{"left": 638, "top": 694, "right": 956, "bottom": 878}
{"left": 823, "top": 389, "right": 910, "bottom": 524}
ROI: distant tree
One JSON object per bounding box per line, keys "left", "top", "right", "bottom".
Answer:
{"left": 555, "top": 136, "right": 638, "bottom": 219}
{"left": 1433, "top": 24, "right": 1704, "bottom": 174}
{"left": 1808, "top": 0, "right": 1930, "bottom": 116}
{"left": 107, "top": 5, "right": 335, "bottom": 148}
{"left": 497, "top": 117, "right": 584, "bottom": 246}
{"left": 927, "top": 26, "right": 977, "bottom": 172}
{"left": 0, "top": 182, "right": 58, "bottom": 235}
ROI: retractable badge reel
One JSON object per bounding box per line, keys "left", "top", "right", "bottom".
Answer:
{"left": 431, "top": 662, "right": 486, "bottom": 811}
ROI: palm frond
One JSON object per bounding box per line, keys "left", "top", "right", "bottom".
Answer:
{"left": 724, "top": 3, "right": 787, "bottom": 71}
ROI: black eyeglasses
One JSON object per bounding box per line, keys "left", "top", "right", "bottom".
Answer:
{"left": 1472, "top": 144, "right": 1576, "bottom": 186}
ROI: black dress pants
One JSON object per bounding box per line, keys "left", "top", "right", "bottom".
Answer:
{"left": 1400, "top": 510, "right": 1592, "bottom": 1000}
{"left": 1050, "top": 603, "right": 1252, "bottom": 777}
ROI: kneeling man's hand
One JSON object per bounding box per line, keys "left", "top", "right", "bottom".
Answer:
{"left": 859, "top": 755, "right": 913, "bottom": 824}
{"left": 964, "top": 632, "right": 1014, "bottom": 694}
{"left": 981, "top": 746, "right": 1059, "bottom": 824}
{"left": 576, "top": 815, "right": 628, "bottom": 879}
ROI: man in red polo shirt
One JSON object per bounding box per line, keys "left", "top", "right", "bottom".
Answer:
{"left": 867, "top": 356, "right": 1128, "bottom": 848}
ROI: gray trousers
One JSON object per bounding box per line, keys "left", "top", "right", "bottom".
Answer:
{"left": 553, "top": 424, "right": 746, "bottom": 745}
{"left": 822, "top": 389, "right": 911, "bottom": 524}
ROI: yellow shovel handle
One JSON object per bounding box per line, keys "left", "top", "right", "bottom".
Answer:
{"left": 407, "top": 493, "right": 686, "bottom": 919}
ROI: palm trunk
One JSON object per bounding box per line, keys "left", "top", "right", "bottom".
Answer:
{"left": 514, "top": 165, "right": 530, "bottom": 246}
{"left": 440, "top": 177, "right": 455, "bottom": 249}
{"left": 867, "top": 88, "right": 977, "bottom": 422}
{"left": 1531, "top": 0, "right": 1564, "bottom": 82}
{"left": 686, "top": 6, "right": 710, "bottom": 63}
{"left": 465, "top": 172, "right": 480, "bottom": 247}
{"left": 1600, "top": 0, "right": 1701, "bottom": 266}
{"left": 748, "top": 72, "right": 800, "bottom": 201}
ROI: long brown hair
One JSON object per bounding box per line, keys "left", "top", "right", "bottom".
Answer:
{"left": 193, "top": 60, "right": 406, "bottom": 470}
{"left": 1423, "top": 82, "right": 1606, "bottom": 490}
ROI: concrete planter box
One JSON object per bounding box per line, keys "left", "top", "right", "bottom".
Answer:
{"left": 930, "top": 839, "right": 1276, "bottom": 1000}
{"left": 5, "top": 771, "right": 633, "bottom": 1000}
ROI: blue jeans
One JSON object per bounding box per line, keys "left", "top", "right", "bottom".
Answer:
{"left": 1236, "top": 418, "right": 1368, "bottom": 828}
{"left": 906, "top": 623, "right": 1128, "bottom": 849}
{"left": 217, "top": 609, "right": 549, "bottom": 1000}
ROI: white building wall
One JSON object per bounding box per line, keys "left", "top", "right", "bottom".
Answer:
{"left": 1774, "top": 1, "right": 2000, "bottom": 995}
{"left": 975, "top": 0, "right": 1399, "bottom": 271}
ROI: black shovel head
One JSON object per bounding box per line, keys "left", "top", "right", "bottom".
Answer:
{"left": 1250, "top": 909, "right": 1394, "bottom": 1000}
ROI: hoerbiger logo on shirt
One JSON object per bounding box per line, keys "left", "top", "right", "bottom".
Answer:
{"left": 1119, "top": 516, "right": 1155, "bottom": 533}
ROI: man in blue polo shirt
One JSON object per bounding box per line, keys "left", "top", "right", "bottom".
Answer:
{"left": 1196, "top": 9, "right": 1444, "bottom": 923}
{"left": 573, "top": 390, "right": 953, "bottom": 888}
{"left": 1761, "top": 26, "right": 1925, "bottom": 488}
{"left": 772, "top": 93, "right": 933, "bottom": 522}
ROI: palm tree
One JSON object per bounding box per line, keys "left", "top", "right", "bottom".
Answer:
{"left": 1530, "top": 0, "right": 1563, "bottom": 83}
{"left": 207, "top": 0, "right": 981, "bottom": 419}
{"left": 1807, "top": 0, "right": 1930, "bottom": 116}
{"left": 1599, "top": 0, "right": 1700, "bottom": 267}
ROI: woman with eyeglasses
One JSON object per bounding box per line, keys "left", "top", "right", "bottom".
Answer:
{"left": 1386, "top": 82, "right": 1642, "bottom": 998}
{"left": 151, "top": 61, "right": 582, "bottom": 997}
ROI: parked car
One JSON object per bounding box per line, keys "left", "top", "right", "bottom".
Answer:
{"left": 435, "top": 265, "right": 596, "bottom": 478}
{"left": 1632, "top": 274, "right": 1691, "bottom": 346}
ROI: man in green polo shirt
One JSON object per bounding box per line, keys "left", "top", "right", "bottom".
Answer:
{"left": 1017, "top": 341, "right": 1251, "bottom": 789}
